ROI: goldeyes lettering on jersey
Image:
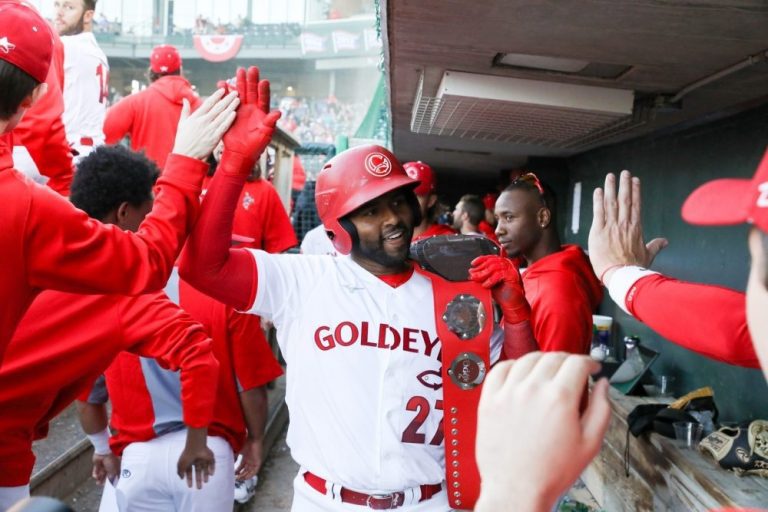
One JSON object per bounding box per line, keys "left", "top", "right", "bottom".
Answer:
{"left": 313, "top": 321, "right": 441, "bottom": 359}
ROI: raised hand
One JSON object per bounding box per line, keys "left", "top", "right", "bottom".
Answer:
{"left": 469, "top": 255, "right": 530, "bottom": 324}
{"left": 475, "top": 352, "right": 611, "bottom": 512}
{"left": 220, "top": 66, "right": 282, "bottom": 176}
{"left": 589, "top": 170, "right": 668, "bottom": 285}
{"left": 172, "top": 88, "right": 239, "bottom": 160}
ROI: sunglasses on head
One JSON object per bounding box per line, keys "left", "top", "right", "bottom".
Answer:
{"left": 512, "top": 172, "right": 545, "bottom": 196}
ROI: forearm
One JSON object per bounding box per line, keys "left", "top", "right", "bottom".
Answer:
{"left": 178, "top": 166, "right": 258, "bottom": 310}
{"left": 76, "top": 401, "right": 109, "bottom": 434}
{"left": 239, "top": 386, "right": 268, "bottom": 442}
{"left": 610, "top": 270, "right": 758, "bottom": 367}
{"left": 501, "top": 320, "right": 539, "bottom": 360}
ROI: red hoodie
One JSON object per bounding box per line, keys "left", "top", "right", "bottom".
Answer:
{"left": 104, "top": 75, "right": 200, "bottom": 170}
{"left": 522, "top": 245, "right": 603, "bottom": 354}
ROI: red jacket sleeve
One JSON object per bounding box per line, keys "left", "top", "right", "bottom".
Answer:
{"left": 627, "top": 274, "right": 758, "bottom": 368}
{"left": 26, "top": 154, "right": 207, "bottom": 294}
{"left": 120, "top": 292, "right": 219, "bottom": 428}
{"left": 228, "top": 311, "right": 283, "bottom": 391}
{"left": 13, "top": 35, "right": 73, "bottom": 196}
{"left": 262, "top": 186, "right": 298, "bottom": 253}
{"left": 103, "top": 95, "right": 135, "bottom": 145}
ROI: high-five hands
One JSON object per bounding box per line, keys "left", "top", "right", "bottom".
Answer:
{"left": 475, "top": 352, "right": 611, "bottom": 512}
{"left": 218, "top": 66, "right": 282, "bottom": 176}
{"left": 588, "top": 170, "right": 668, "bottom": 285}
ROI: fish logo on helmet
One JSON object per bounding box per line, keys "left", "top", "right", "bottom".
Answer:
{"left": 315, "top": 145, "right": 420, "bottom": 255}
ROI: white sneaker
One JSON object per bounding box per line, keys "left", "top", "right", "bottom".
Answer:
{"left": 233, "top": 456, "right": 258, "bottom": 504}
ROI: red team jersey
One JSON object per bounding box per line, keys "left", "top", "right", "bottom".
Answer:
{"left": 103, "top": 276, "right": 283, "bottom": 456}
{"left": 13, "top": 29, "right": 74, "bottom": 195}
{"left": 522, "top": 245, "right": 603, "bottom": 353}
{"left": 0, "top": 136, "right": 208, "bottom": 363}
{"left": 203, "top": 176, "right": 298, "bottom": 252}
{"left": 104, "top": 75, "right": 201, "bottom": 170}
{"left": 0, "top": 290, "right": 218, "bottom": 486}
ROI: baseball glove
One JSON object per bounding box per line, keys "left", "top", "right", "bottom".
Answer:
{"left": 699, "top": 420, "right": 768, "bottom": 477}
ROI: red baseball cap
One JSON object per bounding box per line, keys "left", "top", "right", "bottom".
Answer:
{"left": 0, "top": 2, "right": 53, "bottom": 83}
{"left": 150, "top": 44, "right": 181, "bottom": 74}
{"left": 403, "top": 161, "right": 434, "bottom": 196}
{"left": 682, "top": 147, "right": 768, "bottom": 232}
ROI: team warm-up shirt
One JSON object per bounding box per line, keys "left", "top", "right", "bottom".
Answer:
{"left": 244, "top": 251, "right": 502, "bottom": 493}
{"left": 608, "top": 267, "right": 758, "bottom": 367}
{"left": 202, "top": 176, "right": 297, "bottom": 252}
{"left": 104, "top": 75, "right": 200, "bottom": 170}
{"left": 0, "top": 289, "right": 218, "bottom": 486}
{"left": 522, "top": 245, "right": 603, "bottom": 354}
{"left": 12, "top": 28, "right": 73, "bottom": 195}
{"left": 61, "top": 32, "right": 109, "bottom": 147}
{"left": 0, "top": 133, "right": 208, "bottom": 363}
{"left": 99, "top": 270, "right": 283, "bottom": 456}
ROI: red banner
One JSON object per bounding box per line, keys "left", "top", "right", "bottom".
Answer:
{"left": 193, "top": 34, "right": 244, "bottom": 62}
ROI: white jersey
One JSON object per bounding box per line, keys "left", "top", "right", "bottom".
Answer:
{"left": 245, "top": 251, "right": 501, "bottom": 493}
{"left": 60, "top": 32, "right": 108, "bottom": 155}
{"left": 300, "top": 224, "right": 337, "bottom": 256}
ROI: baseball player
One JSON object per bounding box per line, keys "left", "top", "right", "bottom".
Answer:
{"left": 79, "top": 271, "right": 283, "bottom": 511}
{"left": 0, "top": 2, "right": 240, "bottom": 362}
{"left": 178, "top": 67, "right": 536, "bottom": 511}
{"left": 403, "top": 161, "right": 457, "bottom": 242}
{"left": 0, "top": 144, "right": 222, "bottom": 511}
{"left": 54, "top": 0, "right": 109, "bottom": 161}
{"left": 492, "top": 173, "right": 603, "bottom": 354}
{"left": 104, "top": 44, "right": 199, "bottom": 170}
{"left": 7, "top": 0, "right": 74, "bottom": 194}
{"left": 590, "top": 170, "right": 758, "bottom": 367}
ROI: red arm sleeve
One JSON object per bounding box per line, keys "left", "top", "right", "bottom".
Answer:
{"left": 103, "top": 96, "right": 135, "bottom": 145}
{"left": 14, "top": 37, "right": 73, "bottom": 196}
{"left": 228, "top": 310, "right": 283, "bottom": 391}
{"left": 178, "top": 168, "right": 258, "bottom": 311}
{"left": 501, "top": 320, "right": 539, "bottom": 360}
{"left": 121, "top": 292, "right": 219, "bottom": 428}
{"left": 26, "top": 154, "right": 207, "bottom": 294}
{"left": 627, "top": 274, "right": 758, "bottom": 368}
{"left": 262, "top": 186, "right": 298, "bottom": 253}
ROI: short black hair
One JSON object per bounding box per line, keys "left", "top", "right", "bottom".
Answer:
{"left": 70, "top": 145, "right": 159, "bottom": 220}
{"left": 459, "top": 194, "right": 485, "bottom": 226}
{"left": 504, "top": 174, "right": 557, "bottom": 216}
{"left": 0, "top": 60, "right": 39, "bottom": 120}
{"left": 148, "top": 68, "right": 181, "bottom": 82}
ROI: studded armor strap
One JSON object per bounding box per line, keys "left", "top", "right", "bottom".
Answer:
{"left": 414, "top": 266, "right": 493, "bottom": 510}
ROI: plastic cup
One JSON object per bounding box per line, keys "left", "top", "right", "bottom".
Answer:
{"left": 674, "top": 421, "right": 703, "bottom": 449}
{"left": 654, "top": 375, "right": 675, "bottom": 397}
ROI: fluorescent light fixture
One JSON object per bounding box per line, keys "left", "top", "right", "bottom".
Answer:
{"left": 496, "top": 53, "right": 590, "bottom": 73}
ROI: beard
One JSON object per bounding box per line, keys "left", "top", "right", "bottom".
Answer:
{"left": 353, "top": 223, "right": 414, "bottom": 270}
{"left": 59, "top": 15, "right": 85, "bottom": 36}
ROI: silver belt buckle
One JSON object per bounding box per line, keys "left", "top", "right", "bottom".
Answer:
{"left": 366, "top": 492, "right": 397, "bottom": 509}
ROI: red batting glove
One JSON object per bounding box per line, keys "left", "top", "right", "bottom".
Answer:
{"left": 469, "top": 255, "right": 531, "bottom": 325}
{"left": 219, "top": 66, "right": 282, "bottom": 177}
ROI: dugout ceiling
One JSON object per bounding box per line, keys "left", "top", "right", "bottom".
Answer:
{"left": 383, "top": 0, "right": 768, "bottom": 174}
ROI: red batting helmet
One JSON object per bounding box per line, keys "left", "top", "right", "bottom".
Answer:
{"left": 403, "top": 161, "right": 436, "bottom": 196}
{"left": 316, "top": 144, "right": 419, "bottom": 255}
